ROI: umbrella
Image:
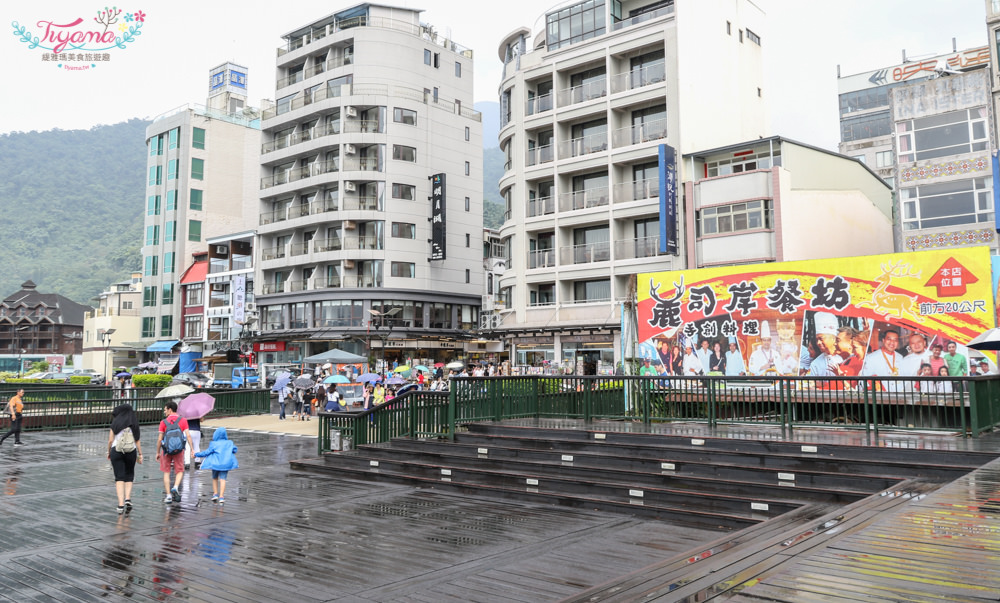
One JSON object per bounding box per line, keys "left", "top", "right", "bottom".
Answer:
{"left": 433, "top": 362, "right": 444, "bottom": 368}
{"left": 324, "top": 375, "right": 351, "bottom": 384}
{"left": 393, "top": 365, "right": 411, "bottom": 373}
{"left": 413, "top": 365, "right": 430, "bottom": 373}
{"left": 357, "top": 373, "right": 382, "bottom": 384}
{"left": 386, "top": 376, "right": 407, "bottom": 385}
{"left": 138, "top": 361, "right": 159, "bottom": 369}
{"left": 292, "top": 375, "right": 315, "bottom": 389}
{"left": 114, "top": 372, "right": 132, "bottom": 379}
{"left": 178, "top": 392, "right": 215, "bottom": 419}
{"left": 968, "top": 328, "right": 1000, "bottom": 351}
{"left": 271, "top": 374, "right": 292, "bottom": 392}
{"left": 322, "top": 363, "right": 333, "bottom": 369}
{"left": 446, "top": 361, "right": 465, "bottom": 370}
{"left": 156, "top": 384, "right": 195, "bottom": 399}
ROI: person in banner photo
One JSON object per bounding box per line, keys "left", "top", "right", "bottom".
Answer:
{"left": 748, "top": 322, "right": 779, "bottom": 376}
{"left": 725, "top": 340, "right": 746, "bottom": 376}
{"left": 861, "top": 328, "right": 905, "bottom": 392}
{"left": 682, "top": 344, "right": 702, "bottom": 376}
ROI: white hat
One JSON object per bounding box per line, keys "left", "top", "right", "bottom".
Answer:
{"left": 814, "top": 312, "right": 838, "bottom": 336}
{"left": 760, "top": 321, "right": 771, "bottom": 339}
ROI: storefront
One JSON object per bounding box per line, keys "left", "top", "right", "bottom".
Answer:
{"left": 560, "top": 334, "right": 615, "bottom": 375}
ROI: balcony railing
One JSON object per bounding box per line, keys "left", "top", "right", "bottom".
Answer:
{"left": 527, "top": 196, "right": 555, "bottom": 217}
{"left": 344, "top": 235, "right": 383, "bottom": 250}
{"left": 262, "top": 83, "right": 352, "bottom": 120}
{"left": 614, "top": 236, "right": 663, "bottom": 260}
{"left": 260, "top": 197, "right": 339, "bottom": 225}
{"left": 260, "top": 159, "right": 339, "bottom": 189}
{"left": 313, "top": 277, "right": 342, "bottom": 288}
{"left": 314, "top": 237, "right": 343, "bottom": 252}
{"left": 277, "top": 16, "right": 473, "bottom": 60}
{"left": 609, "top": 61, "right": 667, "bottom": 94}
{"left": 561, "top": 241, "right": 611, "bottom": 265}
{"left": 276, "top": 70, "right": 305, "bottom": 90}
{"left": 343, "top": 120, "right": 383, "bottom": 134}
{"left": 525, "top": 93, "right": 553, "bottom": 116}
{"left": 289, "top": 242, "right": 310, "bottom": 257}
{"left": 261, "top": 245, "right": 287, "bottom": 261}
{"left": 342, "top": 196, "right": 381, "bottom": 211}
{"left": 609, "top": 4, "right": 674, "bottom": 32}
{"left": 327, "top": 54, "right": 353, "bottom": 70}
{"left": 261, "top": 122, "right": 339, "bottom": 154}
{"left": 612, "top": 118, "right": 668, "bottom": 147}
{"left": 525, "top": 145, "right": 554, "bottom": 167}
{"left": 341, "top": 275, "right": 382, "bottom": 288}
{"left": 556, "top": 77, "right": 607, "bottom": 106}
{"left": 559, "top": 132, "right": 608, "bottom": 159}
{"left": 613, "top": 178, "right": 659, "bottom": 203}
{"left": 260, "top": 282, "right": 286, "bottom": 294}
{"left": 529, "top": 297, "right": 556, "bottom": 307}
{"left": 341, "top": 156, "right": 382, "bottom": 172}
{"left": 558, "top": 187, "right": 610, "bottom": 212}
{"left": 528, "top": 249, "right": 556, "bottom": 269}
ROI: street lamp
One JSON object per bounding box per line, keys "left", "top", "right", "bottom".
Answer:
{"left": 368, "top": 307, "right": 400, "bottom": 374}
{"left": 99, "top": 328, "right": 116, "bottom": 386}
{"left": 14, "top": 326, "right": 29, "bottom": 377}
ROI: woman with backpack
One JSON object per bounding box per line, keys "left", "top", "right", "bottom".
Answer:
{"left": 107, "top": 403, "right": 143, "bottom": 514}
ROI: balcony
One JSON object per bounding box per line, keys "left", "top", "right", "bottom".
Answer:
{"left": 559, "top": 132, "right": 608, "bottom": 159}
{"left": 314, "top": 237, "right": 343, "bottom": 252}
{"left": 344, "top": 235, "right": 383, "bottom": 250}
{"left": 261, "top": 245, "right": 287, "bottom": 261}
{"left": 612, "top": 119, "right": 667, "bottom": 148}
{"left": 262, "top": 83, "right": 351, "bottom": 120}
{"left": 327, "top": 54, "right": 353, "bottom": 70}
{"left": 614, "top": 236, "right": 663, "bottom": 260}
{"left": 525, "top": 145, "right": 555, "bottom": 167}
{"left": 341, "top": 156, "right": 382, "bottom": 172}
{"left": 525, "top": 93, "right": 553, "bottom": 116}
{"left": 259, "top": 197, "right": 339, "bottom": 226}
{"left": 260, "top": 160, "right": 339, "bottom": 190}
{"left": 528, "top": 249, "right": 556, "bottom": 269}
{"left": 613, "top": 178, "right": 659, "bottom": 203}
{"left": 261, "top": 122, "right": 339, "bottom": 154}
{"left": 276, "top": 70, "right": 305, "bottom": 90}
{"left": 561, "top": 241, "right": 611, "bottom": 265}
{"left": 289, "top": 242, "right": 311, "bottom": 257}
{"left": 260, "top": 282, "right": 286, "bottom": 294}
{"left": 342, "top": 120, "right": 383, "bottom": 134}
{"left": 558, "top": 187, "right": 609, "bottom": 212}
{"left": 556, "top": 77, "right": 607, "bottom": 107}
{"left": 609, "top": 61, "right": 666, "bottom": 94}
{"left": 609, "top": 4, "right": 674, "bottom": 32}
{"left": 313, "top": 276, "right": 342, "bottom": 288}
{"left": 342, "top": 195, "right": 381, "bottom": 211}
{"left": 276, "top": 16, "right": 473, "bottom": 60}
{"left": 341, "top": 274, "right": 382, "bottom": 288}
{"left": 527, "top": 196, "right": 555, "bottom": 217}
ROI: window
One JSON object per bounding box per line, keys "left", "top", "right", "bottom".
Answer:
{"left": 145, "top": 225, "right": 159, "bottom": 246}
{"left": 875, "top": 150, "right": 894, "bottom": 168}
{"left": 746, "top": 28, "right": 761, "bottom": 45}
{"left": 164, "top": 252, "right": 175, "bottom": 274}
{"left": 314, "top": 299, "right": 365, "bottom": 327}
{"left": 162, "top": 284, "right": 174, "bottom": 305}
{"left": 465, "top": 161, "right": 470, "bottom": 175}
{"left": 392, "top": 183, "right": 416, "bottom": 200}
{"left": 184, "top": 315, "right": 203, "bottom": 339}
{"left": 842, "top": 111, "right": 892, "bottom": 142}
{"left": 697, "top": 200, "right": 772, "bottom": 236}
{"left": 465, "top": 269, "right": 470, "bottom": 283}
{"left": 392, "top": 145, "right": 416, "bottom": 162}
{"left": 574, "top": 279, "right": 611, "bottom": 303}
{"left": 465, "top": 126, "right": 470, "bottom": 141}
{"left": 142, "top": 286, "right": 157, "bottom": 307}
{"left": 433, "top": 53, "right": 439, "bottom": 68}
{"left": 466, "top": 233, "right": 471, "bottom": 247}
{"left": 168, "top": 127, "right": 178, "bottom": 150}
{"left": 160, "top": 315, "right": 173, "bottom": 337}
{"left": 165, "top": 221, "right": 176, "bottom": 242}
{"left": 150, "top": 134, "right": 163, "bottom": 156}
{"left": 424, "top": 49, "right": 432, "bottom": 65}
{"left": 852, "top": 154, "right": 867, "bottom": 165}
{"left": 896, "top": 108, "right": 989, "bottom": 163}
{"left": 726, "top": 21, "right": 731, "bottom": 35}
{"left": 465, "top": 196, "right": 470, "bottom": 211}
{"left": 148, "top": 165, "right": 161, "bottom": 185}
{"left": 393, "top": 108, "right": 416, "bottom": 125}
{"left": 391, "top": 222, "right": 416, "bottom": 238}
{"left": 706, "top": 149, "right": 780, "bottom": 177}
{"left": 189, "top": 220, "right": 202, "bottom": 242}
{"left": 545, "top": 0, "right": 607, "bottom": 50}
{"left": 147, "top": 195, "right": 161, "bottom": 216}
{"left": 142, "top": 317, "right": 155, "bottom": 338}
{"left": 190, "top": 189, "right": 203, "bottom": 210}
{"left": 185, "top": 283, "right": 204, "bottom": 306}
{"left": 455, "top": 61, "right": 462, "bottom": 77}
{"left": 166, "top": 190, "right": 177, "bottom": 210}
{"left": 191, "top": 158, "right": 204, "bottom": 180}
{"left": 167, "top": 159, "right": 178, "bottom": 180}
{"left": 192, "top": 127, "right": 205, "bottom": 149}
{"left": 390, "top": 262, "right": 415, "bottom": 278}
{"left": 429, "top": 302, "right": 452, "bottom": 328}
{"left": 901, "top": 177, "right": 993, "bottom": 231}
{"left": 144, "top": 255, "right": 158, "bottom": 276}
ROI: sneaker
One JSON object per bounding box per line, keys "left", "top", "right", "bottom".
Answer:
{"left": 211, "top": 494, "right": 219, "bottom": 503}
{"left": 13, "top": 442, "right": 22, "bottom": 446}
{"left": 170, "top": 487, "right": 181, "bottom": 502}
{"left": 117, "top": 505, "right": 124, "bottom": 514}
{"left": 218, "top": 497, "right": 225, "bottom": 504}
{"left": 163, "top": 494, "right": 173, "bottom": 503}
{"left": 123, "top": 499, "right": 132, "bottom": 511}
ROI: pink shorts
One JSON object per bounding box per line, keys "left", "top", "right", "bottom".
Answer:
{"left": 159, "top": 451, "right": 185, "bottom": 473}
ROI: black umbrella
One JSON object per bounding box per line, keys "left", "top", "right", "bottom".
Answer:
{"left": 967, "top": 328, "right": 1000, "bottom": 351}
{"left": 293, "top": 375, "right": 315, "bottom": 389}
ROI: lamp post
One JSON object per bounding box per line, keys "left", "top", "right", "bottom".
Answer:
{"left": 99, "top": 328, "right": 116, "bottom": 386}
{"left": 14, "top": 326, "right": 29, "bottom": 377}
{"left": 237, "top": 317, "right": 257, "bottom": 389}
{"left": 367, "top": 307, "right": 400, "bottom": 374}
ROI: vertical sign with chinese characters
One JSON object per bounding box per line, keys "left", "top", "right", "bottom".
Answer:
{"left": 430, "top": 173, "right": 446, "bottom": 260}
{"left": 658, "top": 144, "right": 677, "bottom": 254}
{"left": 232, "top": 275, "right": 246, "bottom": 325}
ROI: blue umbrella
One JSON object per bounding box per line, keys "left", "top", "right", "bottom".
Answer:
{"left": 324, "top": 375, "right": 350, "bottom": 384}
{"left": 357, "top": 373, "right": 382, "bottom": 384}
{"left": 386, "top": 376, "right": 407, "bottom": 385}
{"left": 271, "top": 374, "right": 292, "bottom": 392}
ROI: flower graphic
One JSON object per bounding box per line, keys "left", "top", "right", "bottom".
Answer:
{"left": 118, "top": 22, "right": 128, "bottom": 32}
{"left": 134, "top": 10, "right": 146, "bottom": 22}
{"left": 124, "top": 13, "right": 134, "bottom": 22}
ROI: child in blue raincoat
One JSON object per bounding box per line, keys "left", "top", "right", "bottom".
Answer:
{"left": 194, "top": 427, "right": 238, "bottom": 503}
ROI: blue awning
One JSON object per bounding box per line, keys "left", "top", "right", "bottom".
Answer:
{"left": 146, "top": 340, "right": 181, "bottom": 353}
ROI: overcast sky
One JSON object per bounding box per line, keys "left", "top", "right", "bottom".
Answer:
{"left": 0, "top": 0, "right": 988, "bottom": 149}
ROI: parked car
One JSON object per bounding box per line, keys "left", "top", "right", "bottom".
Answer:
{"left": 35, "top": 372, "right": 76, "bottom": 382}
{"left": 172, "top": 372, "right": 213, "bottom": 388}
{"left": 23, "top": 372, "right": 47, "bottom": 380}
{"left": 72, "top": 369, "right": 104, "bottom": 384}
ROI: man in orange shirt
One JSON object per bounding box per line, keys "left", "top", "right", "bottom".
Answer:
{"left": 0, "top": 389, "right": 25, "bottom": 446}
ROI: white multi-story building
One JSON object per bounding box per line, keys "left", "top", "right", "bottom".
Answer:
{"left": 140, "top": 63, "right": 261, "bottom": 356}
{"left": 495, "top": 0, "right": 768, "bottom": 372}
{"left": 254, "top": 3, "right": 483, "bottom": 368}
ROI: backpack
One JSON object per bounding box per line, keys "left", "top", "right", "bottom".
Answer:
{"left": 115, "top": 427, "right": 136, "bottom": 453}
{"left": 161, "top": 416, "right": 186, "bottom": 455}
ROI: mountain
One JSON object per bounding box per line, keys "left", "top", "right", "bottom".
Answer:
{"left": 0, "top": 120, "right": 149, "bottom": 304}
{"left": 475, "top": 101, "right": 501, "bottom": 149}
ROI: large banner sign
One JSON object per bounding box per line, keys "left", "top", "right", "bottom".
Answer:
{"left": 430, "top": 173, "right": 446, "bottom": 261}
{"left": 637, "top": 247, "right": 994, "bottom": 381}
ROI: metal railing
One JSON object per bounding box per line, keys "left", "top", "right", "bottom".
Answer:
{"left": 561, "top": 241, "right": 611, "bottom": 264}
{"left": 316, "top": 374, "right": 1000, "bottom": 452}
{"left": 612, "top": 118, "right": 667, "bottom": 147}
{"left": 260, "top": 160, "right": 339, "bottom": 189}
{"left": 525, "top": 144, "right": 554, "bottom": 166}
{"left": 527, "top": 249, "right": 556, "bottom": 269}
{"left": 525, "top": 93, "right": 553, "bottom": 116}
{"left": 277, "top": 16, "right": 473, "bottom": 59}
{"left": 261, "top": 122, "right": 339, "bottom": 154}
{"left": 559, "top": 132, "right": 608, "bottom": 159}
{"left": 613, "top": 178, "right": 659, "bottom": 203}
{"left": 614, "top": 236, "right": 662, "bottom": 260}
{"left": 556, "top": 78, "right": 607, "bottom": 106}
{"left": 609, "top": 4, "right": 674, "bottom": 32}
{"left": 527, "top": 196, "right": 555, "bottom": 217}
{"left": 609, "top": 61, "right": 666, "bottom": 94}
{"left": 315, "top": 237, "right": 343, "bottom": 252}
{"left": 558, "top": 186, "right": 609, "bottom": 211}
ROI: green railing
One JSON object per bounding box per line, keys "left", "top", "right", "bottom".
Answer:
{"left": 317, "top": 374, "right": 1000, "bottom": 452}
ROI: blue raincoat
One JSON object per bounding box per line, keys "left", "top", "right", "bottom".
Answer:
{"left": 194, "top": 427, "right": 238, "bottom": 471}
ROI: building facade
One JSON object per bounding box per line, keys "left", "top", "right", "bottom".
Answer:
{"left": 254, "top": 3, "right": 484, "bottom": 369}
{"left": 140, "top": 62, "right": 261, "bottom": 355}
{"left": 82, "top": 273, "right": 142, "bottom": 379}
{"left": 495, "top": 0, "right": 768, "bottom": 372}
{"left": 0, "top": 281, "right": 90, "bottom": 373}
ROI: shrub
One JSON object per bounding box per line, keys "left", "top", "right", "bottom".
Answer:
{"left": 132, "top": 374, "right": 173, "bottom": 388}
{"left": 69, "top": 376, "right": 92, "bottom": 385}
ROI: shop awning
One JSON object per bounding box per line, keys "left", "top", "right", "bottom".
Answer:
{"left": 156, "top": 357, "right": 179, "bottom": 374}
{"left": 303, "top": 349, "right": 367, "bottom": 364}
{"left": 146, "top": 340, "right": 181, "bottom": 352}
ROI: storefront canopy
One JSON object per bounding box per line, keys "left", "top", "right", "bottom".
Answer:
{"left": 303, "top": 349, "right": 367, "bottom": 364}
{"left": 146, "top": 340, "right": 181, "bottom": 353}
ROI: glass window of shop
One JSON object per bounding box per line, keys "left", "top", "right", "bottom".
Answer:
{"left": 314, "top": 300, "right": 363, "bottom": 327}
{"left": 429, "top": 303, "right": 453, "bottom": 329}
{"left": 516, "top": 345, "right": 555, "bottom": 368}
{"left": 562, "top": 345, "right": 615, "bottom": 375}
{"left": 375, "top": 300, "right": 424, "bottom": 328}
{"left": 290, "top": 303, "right": 307, "bottom": 329}
{"left": 263, "top": 305, "right": 285, "bottom": 330}
{"left": 459, "top": 305, "right": 478, "bottom": 330}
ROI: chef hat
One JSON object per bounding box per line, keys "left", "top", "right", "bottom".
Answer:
{"left": 760, "top": 320, "right": 771, "bottom": 339}
{"left": 814, "top": 312, "right": 838, "bottom": 336}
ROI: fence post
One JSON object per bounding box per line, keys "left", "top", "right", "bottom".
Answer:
{"left": 707, "top": 378, "right": 716, "bottom": 428}
{"left": 967, "top": 377, "right": 978, "bottom": 437}
{"left": 448, "top": 382, "right": 456, "bottom": 441}
{"left": 531, "top": 376, "right": 539, "bottom": 419}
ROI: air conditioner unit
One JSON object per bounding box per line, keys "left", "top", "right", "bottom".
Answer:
{"left": 343, "top": 259, "right": 356, "bottom": 269}
{"left": 345, "top": 106, "right": 358, "bottom": 117}
{"left": 214, "top": 245, "right": 229, "bottom": 255}
{"left": 343, "top": 220, "right": 356, "bottom": 230}
{"left": 344, "top": 144, "right": 357, "bottom": 154}
{"left": 344, "top": 181, "right": 356, "bottom": 192}
{"left": 246, "top": 303, "right": 256, "bottom": 312}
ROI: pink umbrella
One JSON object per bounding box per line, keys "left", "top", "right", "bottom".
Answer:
{"left": 178, "top": 392, "right": 215, "bottom": 419}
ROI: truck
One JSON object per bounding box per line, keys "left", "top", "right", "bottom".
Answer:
{"left": 212, "top": 363, "right": 260, "bottom": 388}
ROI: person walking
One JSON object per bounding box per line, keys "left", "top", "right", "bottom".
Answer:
{"left": 155, "top": 401, "right": 194, "bottom": 504}
{"left": 277, "top": 384, "right": 290, "bottom": 420}
{"left": 183, "top": 416, "right": 202, "bottom": 469}
{"left": 194, "top": 427, "right": 238, "bottom": 504}
{"left": 0, "top": 388, "right": 25, "bottom": 447}
{"left": 107, "top": 404, "right": 143, "bottom": 514}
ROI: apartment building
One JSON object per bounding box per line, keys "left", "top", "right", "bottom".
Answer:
{"left": 82, "top": 273, "right": 142, "bottom": 378}
{"left": 495, "top": 0, "right": 767, "bottom": 372}
{"left": 140, "top": 63, "right": 261, "bottom": 356}
{"left": 254, "top": 3, "right": 483, "bottom": 368}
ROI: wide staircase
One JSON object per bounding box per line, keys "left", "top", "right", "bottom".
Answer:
{"left": 291, "top": 422, "right": 996, "bottom": 599}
